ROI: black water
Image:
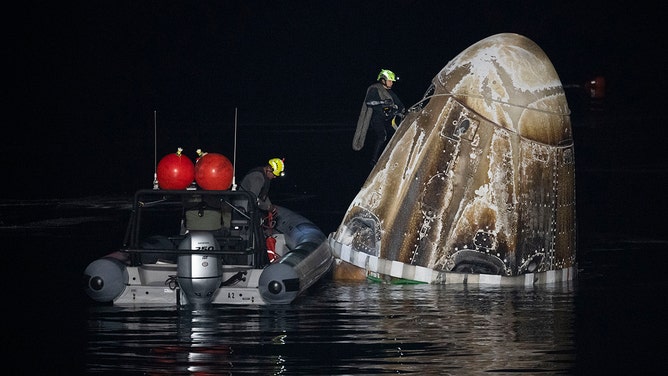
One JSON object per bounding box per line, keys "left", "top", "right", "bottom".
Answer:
{"left": 83, "top": 283, "right": 578, "bottom": 375}
{"left": 6, "top": 101, "right": 668, "bottom": 374}
{"left": 5, "top": 177, "right": 667, "bottom": 375}
{"left": 5, "top": 197, "right": 666, "bottom": 375}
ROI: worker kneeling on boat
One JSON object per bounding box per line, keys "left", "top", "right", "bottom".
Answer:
{"left": 240, "top": 158, "right": 286, "bottom": 262}
{"left": 239, "top": 157, "right": 285, "bottom": 218}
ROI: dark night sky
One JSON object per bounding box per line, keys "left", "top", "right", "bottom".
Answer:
{"left": 8, "top": 1, "right": 665, "bottom": 199}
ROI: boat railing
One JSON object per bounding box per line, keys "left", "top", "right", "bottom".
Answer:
{"left": 124, "top": 232, "right": 260, "bottom": 266}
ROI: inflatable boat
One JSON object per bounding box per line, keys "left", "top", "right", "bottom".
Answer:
{"left": 83, "top": 188, "right": 333, "bottom": 306}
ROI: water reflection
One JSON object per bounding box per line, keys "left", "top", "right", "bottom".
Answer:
{"left": 86, "top": 281, "right": 576, "bottom": 375}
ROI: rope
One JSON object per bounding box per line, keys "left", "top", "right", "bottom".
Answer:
{"left": 411, "top": 92, "right": 571, "bottom": 117}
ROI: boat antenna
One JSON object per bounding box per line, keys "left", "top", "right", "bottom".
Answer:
{"left": 152, "top": 110, "right": 159, "bottom": 190}
{"left": 231, "top": 107, "right": 238, "bottom": 191}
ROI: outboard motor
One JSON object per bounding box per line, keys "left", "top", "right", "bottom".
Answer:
{"left": 177, "top": 231, "right": 223, "bottom": 305}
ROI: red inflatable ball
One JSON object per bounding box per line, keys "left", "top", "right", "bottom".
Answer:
{"left": 195, "top": 152, "right": 233, "bottom": 190}
{"left": 156, "top": 148, "right": 195, "bottom": 190}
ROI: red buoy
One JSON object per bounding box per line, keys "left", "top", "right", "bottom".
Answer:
{"left": 156, "top": 148, "right": 195, "bottom": 190}
{"left": 195, "top": 152, "right": 233, "bottom": 190}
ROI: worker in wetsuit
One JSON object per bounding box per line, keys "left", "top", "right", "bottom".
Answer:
{"left": 353, "top": 69, "right": 405, "bottom": 166}
{"left": 239, "top": 157, "right": 285, "bottom": 215}
{"left": 239, "top": 157, "right": 285, "bottom": 262}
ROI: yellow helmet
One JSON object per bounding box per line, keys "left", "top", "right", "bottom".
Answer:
{"left": 377, "top": 69, "right": 398, "bottom": 82}
{"left": 268, "top": 158, "right": 285, "bottom": 177}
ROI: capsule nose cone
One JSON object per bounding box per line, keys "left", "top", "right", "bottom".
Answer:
{"left": 439, "top": 32, "right": 571, "bottom": 145}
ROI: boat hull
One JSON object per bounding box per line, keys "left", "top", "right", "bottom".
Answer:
{"left": 259, "top": 205, "right": 334, "bottom": 304}
{"left": 110, "top": 264, "right": 266, "bottom": 305}
{"left": 83, "top": 189, "right": 333, "bottom": 306}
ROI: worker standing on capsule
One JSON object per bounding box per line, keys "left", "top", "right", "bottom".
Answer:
{"left": 330, "top": 33, "right": 576, "bottom": 285}
{"left": 353, "top": 69, "right": 406, "bottom": 166}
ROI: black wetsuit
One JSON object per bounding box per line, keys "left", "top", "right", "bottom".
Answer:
{"left": 239, "top": 167, "right": 272, "bottom": 211}
{"left": 363, "top": 82, "right": 405, "bottom": 164}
